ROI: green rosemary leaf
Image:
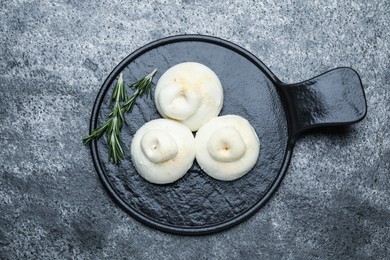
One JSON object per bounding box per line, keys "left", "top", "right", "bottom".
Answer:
{"left": 110, "top": 73, "right": 126, "bottom": 102}
{"left": 83, "top": 118, "right": 111, "bottom": 144}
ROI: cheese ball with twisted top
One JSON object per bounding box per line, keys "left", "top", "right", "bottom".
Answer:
{"left": 195, "top": 115, "right": 260, "bottom": 181}
{"left": 154, "top": 62, "right": 223, "bottom": 131}
{"left": 131, "top": 119, "right": 196, "bottom": 184}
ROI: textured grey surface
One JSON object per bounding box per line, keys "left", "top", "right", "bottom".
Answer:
{"left": 0, "top": 0, "right": 389, "bottom": 259}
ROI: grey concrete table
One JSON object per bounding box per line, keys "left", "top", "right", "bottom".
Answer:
{"left": 1, "top": 1, "right": 389, "bottom": 259}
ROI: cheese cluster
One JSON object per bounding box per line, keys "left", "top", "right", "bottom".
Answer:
{"left": 131, "top": 62, "right": 260, "bottom": 184}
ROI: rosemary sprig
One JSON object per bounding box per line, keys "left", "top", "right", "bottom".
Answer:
{"left": 121, "top": 68, "right": 157, "bottom": 113}
{"left": 83, "top": 69, "right": 157, "bottom": 164}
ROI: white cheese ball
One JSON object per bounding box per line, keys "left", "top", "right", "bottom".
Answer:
{"left": 155, "top": 62, "right": 224, "bottom": 131}
{"left": 131, "top": 119, "right": 196, "bottom": 184}
{"left": 195, "top": 115, "right": 260, "bottom": 181}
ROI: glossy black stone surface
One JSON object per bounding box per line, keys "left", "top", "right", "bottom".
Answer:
{"left": 92, "top": 36, "right": 289, "bottom": 234}
{"left": 277, "top": 67, "right": 367, "bottom": 141}
{"left": 90, "top": 36, "right": 367, "bottom": 234}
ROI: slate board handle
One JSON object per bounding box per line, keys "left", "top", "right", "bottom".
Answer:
{"left": 276, "top": 67, "right": 367, "bottom": 142}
